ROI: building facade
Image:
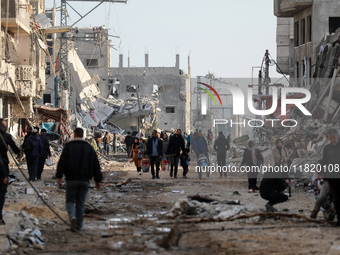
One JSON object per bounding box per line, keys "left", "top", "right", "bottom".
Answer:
{"left": 0, "top": 0, "right": 46, "bottom": 136}
{"left": 42, "top": 26, "right": 111, "bottom": 106}
{"left": 274, "top": 0, "right": 340, "bottom": 86}
{"left": 109, "top": 54, "right": 191, "bottom": 132}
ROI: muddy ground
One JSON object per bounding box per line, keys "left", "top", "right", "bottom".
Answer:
{"left": 5, "top": 153, "right": 340, "bottom": 255}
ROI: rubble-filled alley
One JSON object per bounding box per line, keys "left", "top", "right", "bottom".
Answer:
{"left": 1, "top": 152, "right": 340, "bottom": 255}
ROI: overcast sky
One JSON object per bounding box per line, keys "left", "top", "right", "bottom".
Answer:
{"left": 47, "top": 0, "right": 281, "bottom": 78}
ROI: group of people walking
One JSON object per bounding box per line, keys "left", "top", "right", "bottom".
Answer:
{"left": 128, "top": 129, "right": 190, "bottom": 179}
{"left": 22, "top": 126, "right": 51, "bottom": 181}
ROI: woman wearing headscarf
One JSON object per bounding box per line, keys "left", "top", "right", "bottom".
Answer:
{"left": 132, "top": 137, "right": 143, "bottom": 175}
{"left": 271, "top": 139, "right": 291, "bottom": 167}
{"left": 241, "top": 140, "right": 264, "bottom": 193}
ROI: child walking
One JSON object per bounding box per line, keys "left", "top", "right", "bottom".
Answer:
{"left": 180, "top": 148, "right": 190, "bottom": 178}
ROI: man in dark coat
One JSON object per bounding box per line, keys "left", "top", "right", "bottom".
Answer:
{"left": 166, "top": 129, "right": 185, "bottom": 178}
{"left": 38, "top": 129, "right": 51, "bottom": 181}
{"left": 0, "top": 119, "right": 20, "bottom": 224}
{"left": 146, "top": 130, "right": 163, "bottom": 179}
{"left": 214, "top": 131, "right": 230, "bottom": 178}
{"left": 25, "top": 128, "right": 43, "bottom": 181}
{"left": 260, "top": 174, "right": 289, "bottom": 212}
{"left": 56, "top": 128, "right": 102, "bottom": 231}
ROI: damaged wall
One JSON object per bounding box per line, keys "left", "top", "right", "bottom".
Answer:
{"left": 110, "top": 54, "right": 191, "bottom": 132}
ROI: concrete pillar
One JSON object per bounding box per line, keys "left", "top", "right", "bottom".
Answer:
{"left": 119, "top": 54, "right": 123, "bottom": 68}
{"left": 175, "top": 54, "right": 180, "bottom": 71}
{"left": 145, "top": 54, "right": 149, "bottom": 68}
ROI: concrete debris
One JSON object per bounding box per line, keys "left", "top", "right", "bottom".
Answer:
{"left": 68, "top": 47, "right": 159, "bottom": 132}
{"left": 167, "top": 198, "right": 244, "bottom": 219}
{"left": 115, "top": 178, "right": 132, "bottom": 188}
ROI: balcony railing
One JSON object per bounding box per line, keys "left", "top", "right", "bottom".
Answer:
{"left": 15, "top": 65, "right": 34, "bottom": 97}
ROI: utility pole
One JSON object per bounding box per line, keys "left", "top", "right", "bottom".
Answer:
{"left": 264, "top": 49, "right": 270, "bottom": 95}
{"left": 57, "top": 0, "right": 127, "bottom": 108}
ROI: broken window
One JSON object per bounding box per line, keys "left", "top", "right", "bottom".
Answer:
{"left": 301, "top": 18, "right": 306, "bottom": 44}
{"left": 126, "top": 85, "right": 137, "bottom": 92}
{"left": 329, "top": 17, "right": 340, "bottom": 34}
{"left": 86, "top": 59, "right": 98, "bottom": 67}
{"left": 43, "top": 94, "right": 51, "bottom": 104}
{"left": 165, "top": 107, "right": 175, "bottom": 113}
{"left": 294, "top": 21, "right": 299, "bottom": 47}
{"left": 45, "top": 62, "right": 51, "bottom": 75}
{"left": 307, "top": 15, "right": 312, "bottom": 42}
{"left": 296, "top": 61, "right": 300, "bottom": 81}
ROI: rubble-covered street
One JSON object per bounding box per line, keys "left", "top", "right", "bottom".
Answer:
{"left": 0, "top": 152, "right": 339, "bottom": 254}
{"left": 3, "top": 0, "right": 340, "bottom": 254}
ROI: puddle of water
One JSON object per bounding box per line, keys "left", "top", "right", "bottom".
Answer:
{"left": 156, "top": 227, "right": 171, "bottom": 233}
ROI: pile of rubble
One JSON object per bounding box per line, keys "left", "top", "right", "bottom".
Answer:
{"left": 167, "top": 196, "right": 243, "bottom": 220}
{"left": 68, "top": 47, "right": 158, "bottom": 133}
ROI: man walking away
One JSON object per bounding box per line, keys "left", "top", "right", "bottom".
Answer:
{"left": 56, "top": 128, "right": 102, "bottom": 232}
{"left": 260, "top": 172, "right": 290, "bottom": 212}
{"left": 25, "top": 128, "right": 43, "bottom": 181}
{"left": 0, "top": 119, "right": 20, "bottom": 225}
{"left": 146, "top": 130, "right": 163, "bottom": 179}
{"left": 214, "top": 131, "right": 230, "bottom": 178}
{"left": 167, "top": 129, "right": 185, "bottom": 179}
{"left": 38, "top": 129, "right": 51, "bottom": 181}
{"left": 125, "top": 132, "right": 132, "bottom": 158}
{"left": 113, "top": 133, "right": 118, "bottom": 154}
{"left": 103, "top": 132, "right": 111, "bottom": 155}
{"left": 320, "top": 128, "right": 340, "bottom": 226}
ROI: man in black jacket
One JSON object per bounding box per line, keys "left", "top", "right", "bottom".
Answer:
{"left": 166, "top": 129, "right": 185, "bottom": 178}
{"left": 146, "top": 130, "right": 163, "bottom": 179}
{"left": 38, "top": 129, "right": 51, "bottom": 181}
{"left": 0, "top": 119, "right": 20, "bottom": 225}
{"left": 214, "top": 131, "right": 230, "bottom": 178}
{"left": 56, "top": 128, "right": 102, "bottom": 231}
{"left": 260, "top": 172, "right": 289, "bottom": 212}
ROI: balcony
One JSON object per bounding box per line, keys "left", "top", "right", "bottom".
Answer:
{"left": 1, "top": 0, "right": 31, "bottom": 34}
{"left": 274, "top": 0, "right": 313, "bottom": 17}
{"left": 15, "top": 65, "right": 34, "bottom": 97}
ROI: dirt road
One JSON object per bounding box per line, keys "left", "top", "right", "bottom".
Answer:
{"left": 9, "top": 153, "right": 340, "bottom": 255}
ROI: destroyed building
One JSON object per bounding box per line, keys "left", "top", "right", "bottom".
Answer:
{"left": 72, "top": 27, "right": 113, "bottom": 98}
{"left": 0, "top": 0, "right": 46, "bottom": 137}
{"left": 109, "top": 54, "right": 191, "bottom": 132}
{"left": 274, "top": 0, "right": 340, "bottom": 86}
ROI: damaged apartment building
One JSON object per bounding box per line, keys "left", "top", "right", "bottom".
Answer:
{"left": 274, "top": 0, "right": 340, "bottom": 85}
{"left": 274, "top": 0, "right": 340, "bottom": 123}
{"left": 109, "top": 53, "right": 191, "bottom": 132}
{"left": 42, "top": 27, "right": 190, "bottom": 133}
{"left": 0, "top": 0, "right": 46, "bottom": 137}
